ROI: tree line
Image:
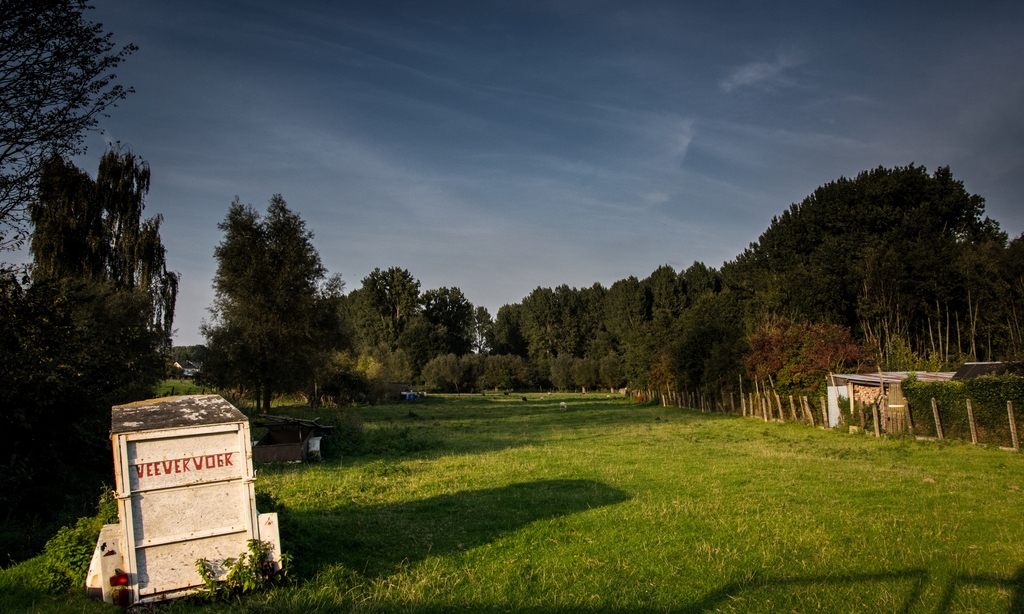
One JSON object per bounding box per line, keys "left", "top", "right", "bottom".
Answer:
{"left": 198, "top": 165, "right": 1023, "bottom": 409}
{"left": 487, "top": 165, "right": 1023, "bottom": 399}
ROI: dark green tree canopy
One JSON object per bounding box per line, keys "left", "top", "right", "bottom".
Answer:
{"left": 203, "top": 195, "right": 343, "bottom": 411}
{"left": 724, "top": 164, "right": 1009, "bottom": 366}
{"left": 492, "top": 303, "right": 528, "bottom": 357}
{"left": 29, "top": 148, "right": 178, "bottom": 339}
{"left": 0, "top": 274, "right": 166, "bottom": 559}
{"left": 604, "top": 276, "right": 651, "bottom": 344}
{"left": 421, "top": 286, "right": 475, "bottom": 356}
{"left": 352, "top": 266, "right": 421, "bottom": 350}
{"left": 520, "top": 284, "right": 599, "bottom": 360}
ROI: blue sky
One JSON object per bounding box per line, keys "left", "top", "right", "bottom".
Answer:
{"left": 55, "top": 1, "right": 1024, "bottom": 345}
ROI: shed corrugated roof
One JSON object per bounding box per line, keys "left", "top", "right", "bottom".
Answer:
{"left": 829, "top": 371, "right": 956, "bottom": 387}
{"left": 111, "top": 395, "right": 246, "bottom": 434}
{"left": 951, "top": 362, "right": 1008, "bottom": 380}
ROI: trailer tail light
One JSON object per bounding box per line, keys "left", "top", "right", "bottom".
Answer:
{"left": 109, "top": 570, "right": 129, "bottom": 586}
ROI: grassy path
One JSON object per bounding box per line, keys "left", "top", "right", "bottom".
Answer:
{"left": 5, "top": 393, "right": 1024, "bottom": 612}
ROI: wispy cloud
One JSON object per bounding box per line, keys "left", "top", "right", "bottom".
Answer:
{"left": 668, "top": 118, "right": 694, "bottom": 158}
{"left": 720, "top": 50, "right": 805, "bottom": 93}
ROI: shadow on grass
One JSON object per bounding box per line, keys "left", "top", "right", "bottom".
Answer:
{"left": 685, "top": 569, "right": 929, "bottom": 614}
{"left": 326, "top": 566, "right": 1024, "bottom": 613}
{"left": 681, "top": 566, "right": 1024, "bottom": 614}
{"left": 937, "top": 564, "right": 1024, "bottom": 614}
{"left": 689, "top": 565, "right": 1024, "bottom": 614}
{"left": 280, "top": 478, "right": 631, "bottom": 579}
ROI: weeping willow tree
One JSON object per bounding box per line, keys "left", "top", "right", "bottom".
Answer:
{"left": 29, "top": 146, "right": 178, "bottom": 340}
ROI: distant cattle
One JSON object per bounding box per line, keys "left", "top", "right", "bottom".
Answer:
{"left": 522, "top": 396, "right": 528, "bottom": 402}
{"left": 559, "top": 402, "right": 568, "bottom": 411}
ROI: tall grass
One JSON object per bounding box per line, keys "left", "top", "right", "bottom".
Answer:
{"left": 4, "top": 393, "right": 1023, "bottom": 612}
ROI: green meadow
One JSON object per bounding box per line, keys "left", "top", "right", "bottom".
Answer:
{"left": 4, "top": 393, "right": 1024, "bottom": 613}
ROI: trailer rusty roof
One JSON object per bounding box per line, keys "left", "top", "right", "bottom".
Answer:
{"left": 111, "top": 395, "right": 247, "bottom": 434}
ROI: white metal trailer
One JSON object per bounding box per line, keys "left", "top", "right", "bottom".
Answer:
{"left": 86, "top": 395, "right": 281, "bottom": 605}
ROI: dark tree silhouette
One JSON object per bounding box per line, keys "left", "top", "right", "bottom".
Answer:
{"left": 0, "top": 0, "right": 135, "bottom": 250}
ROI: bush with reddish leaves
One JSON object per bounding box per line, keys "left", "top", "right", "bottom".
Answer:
{"left": 746, "top": 318, "right": 866, "bottom": 396}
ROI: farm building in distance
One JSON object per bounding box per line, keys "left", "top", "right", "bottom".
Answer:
{"left": 172, "top": 360, "right": 202, "bottom": 377}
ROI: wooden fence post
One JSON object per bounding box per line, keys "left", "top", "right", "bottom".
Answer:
{"left": 1009, "top": 401, "right": 1019, "bottom": 451}
{"left": 802, "top": 396, "right": 814, "bottom": 426}
{"left": 847, "top": 383, "right": 855, "bottom": 422}
{"left": 966, "top": 399, "right": 978, "bottom": 444}
{"left": 931, "top": 397, "right": 944, "bottom": 439}
{"left": 872, "top": 403, "right": 880, "bottom": 438}
{"left": 820, "top": 396, "right": 828, "bottom": 428}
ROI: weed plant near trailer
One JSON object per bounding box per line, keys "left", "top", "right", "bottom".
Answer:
{"left": 4, "top": 392, "right": 1024, "bottom": 612}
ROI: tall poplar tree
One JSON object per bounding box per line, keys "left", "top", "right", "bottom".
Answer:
{"left": 202, "top": 195, "right": 342, "bottom": 412}
{"left": 421, "top": 286, "right": 475, "bottom": 356}
{"left": 351, "top": 266, "right": 421, "bottom": 350}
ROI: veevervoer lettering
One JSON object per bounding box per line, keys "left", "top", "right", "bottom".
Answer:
{"left": 133, "top": 453, "right": 235, "bottom": 479}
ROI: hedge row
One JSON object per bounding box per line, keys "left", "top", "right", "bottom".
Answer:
{"left": 903, "top": 375, "right": 1024, "bottom": 446}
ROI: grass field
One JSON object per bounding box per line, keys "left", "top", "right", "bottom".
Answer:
{"left": 4, "top": 393, "right": 1024, "bottom": 613}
